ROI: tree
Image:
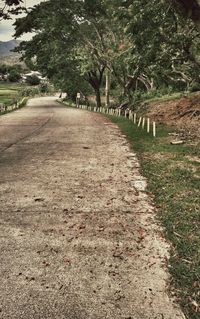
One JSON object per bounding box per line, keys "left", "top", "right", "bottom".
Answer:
{"left": 8, "top": 69, "right": 21, "bottom": 82}
{"left": 13, "top": 0, "right": 200, "bottom": 106}
{"left": 115, "top": 0, "right": 200, "bottom": 92}
{"left": 0, "top": 64, "right": 8, "bottom": 75}
{"left": 0, "top": 0, "right": 24, "bottom": 20}
{"left": 14, "top": 0, "right": 107, "bottom": 106}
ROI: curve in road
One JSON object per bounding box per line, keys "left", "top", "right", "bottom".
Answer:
{"left": 0, "top": 97, "right": 185, "bottom": 319}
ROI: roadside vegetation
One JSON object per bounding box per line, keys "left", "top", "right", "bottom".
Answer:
{"left": 12, "top": 1, "right": 200, "bottom": 110}
{"left": 0, "top": 81, "right": 54, "bottom": 107}
{"left": 0, "top": 82, "right": 23, "bottom": 106}
{"left": 105, "top": 114, "right": 200, "bottom": 319}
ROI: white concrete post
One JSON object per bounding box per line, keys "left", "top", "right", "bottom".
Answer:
{"left": 134, "top": 113, "right": 137, "bottom": 124}
{"left": 142, "top": 117, "right": 145, "bottom": 129}
{"left": 129, "top": 110, "right": 133, "bottom": 120}
{"left": 147, "top": 118, "right": 150, "bottom": 133}
{"left": 153, "top": 121, "right": 156, "bottom": 137}
{"left": 138, "top": 117, "right": 142, "bottom": 127}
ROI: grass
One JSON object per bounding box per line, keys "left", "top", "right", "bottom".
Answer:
{"left": 143, "top": 92, "right": 185, "bottom": 103}
{"left": 0, "top": 97, "right": 28, "bottom": 116}
{"left": 105, "top": 115, "right": 200, "bottom": 319}
{"left": 0, "top": 82, "right": 38, "bottom": 116}
{"left": 0, "top": 82, "right": 25, "bottom": 106}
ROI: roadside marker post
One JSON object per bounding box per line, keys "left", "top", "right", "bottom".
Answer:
{"left": 76, "top": 92, "right": 81, "bottom": 108}
{"left": 153, "top": 121, "right": 156, "bottom": 137}
{"left": 134, "top": 113, "right": 137, "bottom": 124}
{"left": 138, "top": 117, "right": 142, "bottom": 127}
{"left": 142, "top": 117, "right": 145, "bottom": 129}
{"left": 147, "top": 118, "right": 150, "bottom": 133}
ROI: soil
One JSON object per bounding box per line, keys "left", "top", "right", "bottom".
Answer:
{"left": 0, "top": 97, "right": 185, "bottom": 319}
{"left": 145, "top": 93, "right": 200, "bottom": 140}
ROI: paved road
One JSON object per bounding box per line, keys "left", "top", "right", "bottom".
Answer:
{"left": 0, "top": 97, "right": 185, "bottom": 319}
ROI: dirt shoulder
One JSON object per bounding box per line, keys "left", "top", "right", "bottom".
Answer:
{"left": 0, "top": 97, "right": 185, "bottom": 318}
{"left": 144, "top": 93, "right": 200, "bottom": 140}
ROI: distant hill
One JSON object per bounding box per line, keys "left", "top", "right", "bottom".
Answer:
{"left": 0, "top": 40, "right": 21, "bottom": 64}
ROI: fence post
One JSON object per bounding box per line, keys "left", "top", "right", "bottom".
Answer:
{"left": 142, "top": 117, "right": 145, "bottom": 129}
{"left": 134, "top": 113, "right": 137, "bottom": 124}
{"left": 138, "top": 117, "right": 142, "bottom": 127}
{"left": 147, "top": 118, "right": 150, "bottom": 133}
{"left": 153, "top": 121, "right": 156, "bottom": 137}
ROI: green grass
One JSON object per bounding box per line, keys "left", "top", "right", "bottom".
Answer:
{"left": 0, "top": 97, "right": 28, "bottom": 116}
{"left": 0, "top": 82, "right": 25, "bottom": 106}
{"left": 106, "top": 115, "right": 200, "bottom": 319}
{"left": 143, "top": 92, "right": 185, "bottom": 103}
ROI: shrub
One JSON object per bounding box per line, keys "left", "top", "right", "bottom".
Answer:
{"left": 8, "top": 70, "right": 21, "bottom": 82}
{"left": 21, "top": 87, "right": 40, "bottom": 97}
{"left": 26, "top": 75, "right": 41, "bottom": 86}
{"left": 189, "top": 82, "right": 200, "bottom": 93}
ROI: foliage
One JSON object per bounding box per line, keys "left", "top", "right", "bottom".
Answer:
{"left": 26, "top": 74, "right": 40, "bottom": 85}
{"left": 8, "top": 68, "right": 21, "bottom": 82}
{"left": 189, "top": 81, "right": 200, "bottom": 92}
{"left": 39, "top": 82, "right": 52, "bottom": 94}
{"left": 0, "top": 0, "right": 24, "bottom": 20}
{"left": 13, "top": 0, "right": 200, "bottom": 107}
{"left": 0, "top": 64, "right": 23, "bottom": 83}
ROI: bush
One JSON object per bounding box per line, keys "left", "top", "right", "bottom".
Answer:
{"left": 26, "top": 75, "right": 41, "bottom": 86}
{"left": 8, "top": 70, "right": 21, "bottom": 82}
{"left": 39, "top": 82, "right": 53, "bottom": 93}
{"left": 189, "top": 82, "right": 200, "bottom": 93}
{"left": 21, "top": 87, "right": 40, "bottom": 97}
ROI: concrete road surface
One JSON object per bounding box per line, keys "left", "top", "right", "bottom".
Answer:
{"left": 0, "top": 97, "right": 185, "bottom": 319}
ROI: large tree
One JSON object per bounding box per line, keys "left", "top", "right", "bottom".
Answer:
{"left": 13, "top": 0, "right": 200, "bottom": 105}
{"left": 14, "top": 0, "right": 109, "bottom": 107}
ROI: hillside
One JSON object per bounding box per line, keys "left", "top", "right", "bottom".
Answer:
{"left": 0, "top": 40, "right": 20, "bottom": 56}
{"left": 0, "top": 40, "right": 21, "bottom": 64}
{"left": 145, "top": 93, "right": 200, "bottom": 141}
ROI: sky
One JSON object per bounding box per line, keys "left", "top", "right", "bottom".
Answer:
{"left": 0, "top": 0, "right": 43, "bottom": 41}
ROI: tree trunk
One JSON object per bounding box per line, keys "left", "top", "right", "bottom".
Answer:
{"left": 95, "top": 88, "right": 101, "bottom": 108}
{"left": 105, "top": 70, "right": 110, "bottom": 107}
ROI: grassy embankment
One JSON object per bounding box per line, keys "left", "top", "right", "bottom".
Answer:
{"left": 0, "top": 82, "right": 24, "bottom": 105}
{"left": 0, "top": 82, "right": 46, "bottom": 115}
{"left": 0, "top": 82, "right": 29, "bottom": 116}
{"left": 105, "top": 113, "right": 199, "bottom": 319}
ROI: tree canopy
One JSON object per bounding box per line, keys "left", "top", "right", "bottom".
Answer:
{"left": 13, "top": 0, "right": 200, "bottom": 106}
